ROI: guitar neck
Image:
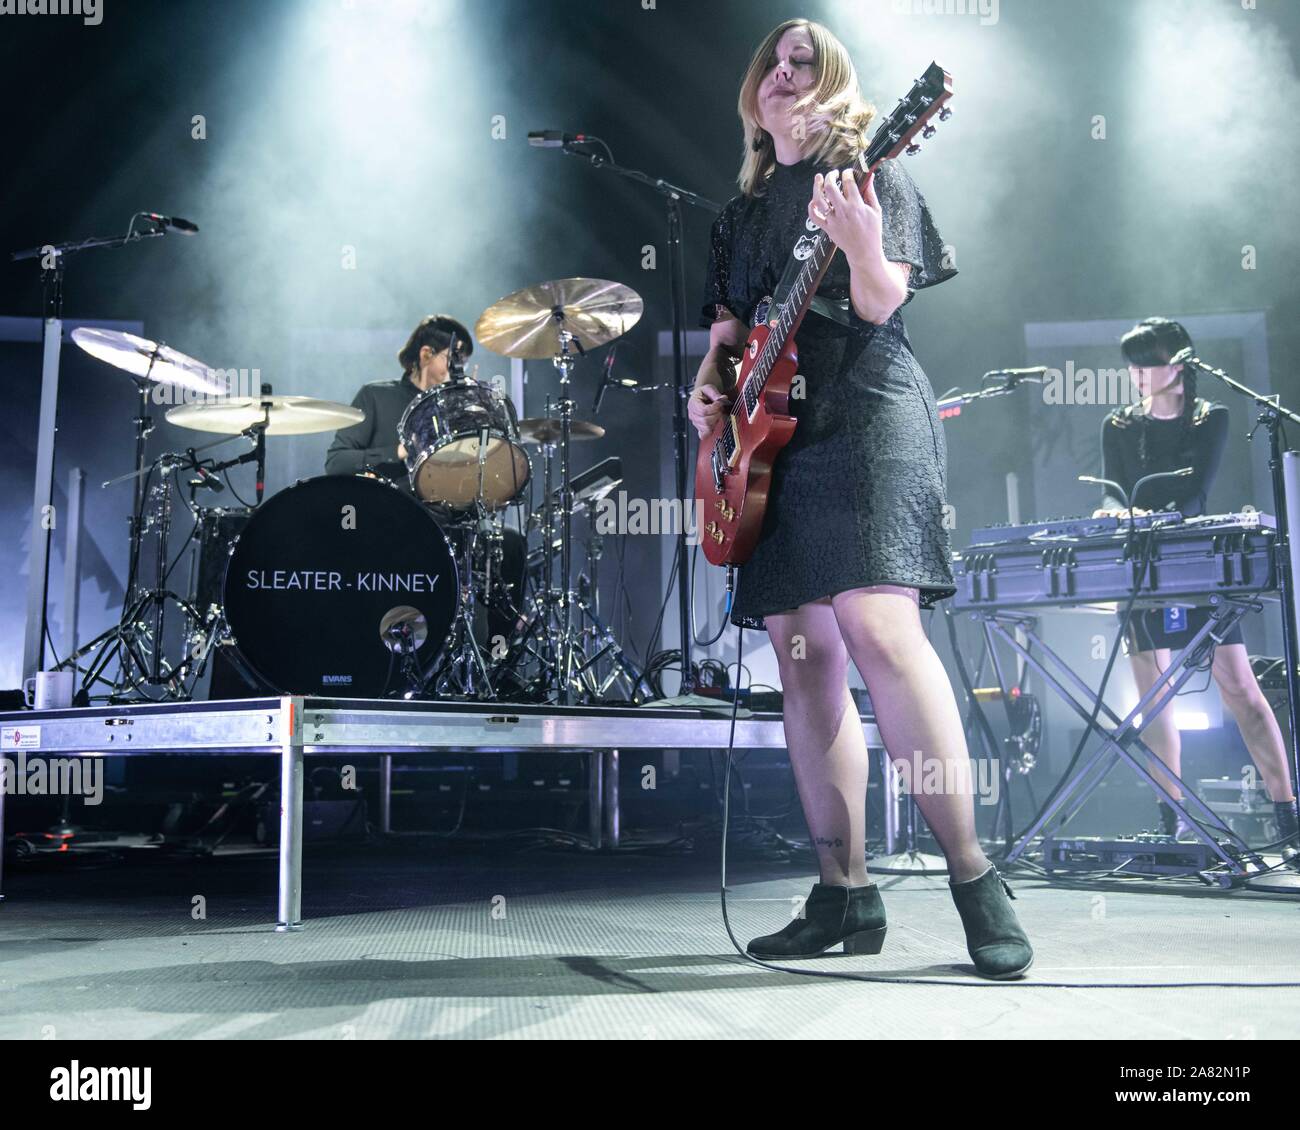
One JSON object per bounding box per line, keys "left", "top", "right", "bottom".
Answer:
{"left": 771, "top": 144, "right": 908, "bottom": 345}
{"left": 737, "top": 61, "right": 952, "bottom": 416}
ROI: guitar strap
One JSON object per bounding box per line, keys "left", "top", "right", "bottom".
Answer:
{"left": 767, "top": 224, "right": 850, "bottom": 329}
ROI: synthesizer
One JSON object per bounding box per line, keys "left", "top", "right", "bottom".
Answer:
{"left": 953, "top": 512, "right": 1278, "bottom": 610}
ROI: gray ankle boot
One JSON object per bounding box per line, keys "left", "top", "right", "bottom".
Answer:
{"left": 949, "top": 866, "right": 1033, "bottom": 980}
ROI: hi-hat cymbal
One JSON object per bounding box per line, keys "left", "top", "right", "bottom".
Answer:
{"left": 166, "top": 396, "right": 365, "bottom": 436}
{"left": 71, "top": 327, "right": 225, "bottom": 395}
{"left": 517, "top": 417, "right": 605, "bottom": 445}
{"left": 475, "top": 278, "right": 642, "bottom": 359}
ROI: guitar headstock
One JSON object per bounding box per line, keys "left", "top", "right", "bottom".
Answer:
{"left": 859, "top": 62, "right": 953, "bottom": 173}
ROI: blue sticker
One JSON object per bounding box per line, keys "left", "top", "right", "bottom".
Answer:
{"left": 1164, "top": 606, "right": 1187, "bottom": 634}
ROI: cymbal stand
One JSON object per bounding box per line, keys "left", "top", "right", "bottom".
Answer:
{"left": 69, "top": 451, "right": 205, "bottom": 702}
{"left": 552, "top": 328, "right": 581, "bottom": 703}
{"left": 515, "top": 336, "right": 585, "bottom": 703}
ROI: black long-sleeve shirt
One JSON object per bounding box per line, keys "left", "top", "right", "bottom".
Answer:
{"left": 324, "top": 374, "right": 421, "bottom": 486}
{"left": 1098, "top": 399, "right": 1229, "bottom": 517}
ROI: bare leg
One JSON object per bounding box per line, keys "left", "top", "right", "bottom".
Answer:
{"left": 1212, "top": 643, "right": 1296, "bottom": 802}
{"left": 829, "top": 585, "right": 989, "bottom": 883}
{"left": 1128, "top": 648, "right": 1183, "bottom": 798}
{"left": 767, "top": 600, "right": 870, "bottom": 886}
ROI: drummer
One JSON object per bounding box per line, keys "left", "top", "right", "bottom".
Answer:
{"left": 325, "top": 313, "right": 473, "bottom": 484}
{"left": 326, "top": 313, "right": 527, "bottom": 644}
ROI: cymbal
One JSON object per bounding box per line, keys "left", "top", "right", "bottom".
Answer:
{"left": 517, "top": 417, "right": 605, "bottom": 445}
{"left": 166, "top": 396, "right": 365, "bottom": 436}
{"left": 71, "top": 327, "right": 225, "bottom": 395}
{"left": 475, "top": 278, "right": 642, "bottom": 360}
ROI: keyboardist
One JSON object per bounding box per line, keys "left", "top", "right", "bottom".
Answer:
{"left": 1092, "top": 317, "right": 1297, "bottom": 851}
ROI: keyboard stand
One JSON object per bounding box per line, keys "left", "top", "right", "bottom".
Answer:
{"left": 969, "top": 595, "right": 1269, "bottom": 878}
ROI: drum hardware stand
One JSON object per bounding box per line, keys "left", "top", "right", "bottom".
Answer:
{"left": 66, "top": 450, "right": 209, "bottom": 702}
{"left": 61, "top": 420, "right": 259, "bottom": 702}
{"left": 984, "top": 598, "right": 1268, "bottom": 877}
{"left": 380, "top": 614, "right": 428, "bottom": 699}
{"left": 421, "top": 502, "right": 498, "bottom": 701}
{"left": 552, "top": 327, "right": 581, "bottom": 703}
{"left": 516, "top": 335, "right": 585, "bottom": 703}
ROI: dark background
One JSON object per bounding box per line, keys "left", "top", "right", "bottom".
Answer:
{"left": 2, "top": 0, "right": 1298, "bottom": 829}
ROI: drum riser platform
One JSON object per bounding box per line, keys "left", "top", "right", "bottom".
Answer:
{"left": 0, "top": 697, "right": 882, "bottom": 929}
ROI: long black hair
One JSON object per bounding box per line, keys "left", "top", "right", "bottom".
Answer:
{"left": 1119, "top": 316, "right": 1199, "bottom": 472}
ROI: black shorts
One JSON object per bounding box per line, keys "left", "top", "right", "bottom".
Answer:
{"left": 1122, "top": 605, "right": 1244, "bottom": 654}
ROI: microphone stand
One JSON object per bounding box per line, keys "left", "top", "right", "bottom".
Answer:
{"left": 557, "top": 137, "right": 721, "bottom": 692}
{"left": 11, "top": 217, "right": 172, "bottom": 682}
{"left": 1179, "top": 353, "right": 1300, "bottom": 802}
{"left": 935, "top": 368, "right": 1045, "bottom": 419}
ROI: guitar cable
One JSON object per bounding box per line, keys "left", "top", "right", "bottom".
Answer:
{"left": 713, "top": 569, "right": 1300, "bottom": 988}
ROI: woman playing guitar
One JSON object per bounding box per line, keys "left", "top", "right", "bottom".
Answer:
{"left": 688, "top": 18, "right": 1031, "bottom": 977}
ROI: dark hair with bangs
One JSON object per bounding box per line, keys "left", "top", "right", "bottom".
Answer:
{"left": 1120, "top": 316, "right": 1200, "bottom": 473}
{"left": 1120, "top": 317, "right": 1193, "bottom": 370}
{"left": 398, "top": 314, "right": 473, "bottom": 375}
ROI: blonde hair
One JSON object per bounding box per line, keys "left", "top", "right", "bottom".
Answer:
{"left": 737, "top": 19, "right": 877, "bottom": 197}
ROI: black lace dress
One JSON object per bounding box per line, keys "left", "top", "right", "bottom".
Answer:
{"left": 700, "top": 156, "right": 957, "bottom": 628}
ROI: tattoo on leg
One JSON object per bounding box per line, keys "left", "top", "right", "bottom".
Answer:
{"left": 814, "top": 836, "right": 844, "bottom": 848}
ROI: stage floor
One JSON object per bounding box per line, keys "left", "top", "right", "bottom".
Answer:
{"left": 2, "top": 843, "right": 1298, "bottom": 1039}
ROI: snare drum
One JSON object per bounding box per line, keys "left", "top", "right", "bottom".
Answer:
{"left": 398, "top": 379, "right": 530, "bottom": 510}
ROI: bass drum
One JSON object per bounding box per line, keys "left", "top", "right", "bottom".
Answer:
{"left": 223, "top": 475, "right": 458, "bottom": 697}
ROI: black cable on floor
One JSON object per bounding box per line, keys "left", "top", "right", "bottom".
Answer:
{"left": 714, "top": 607, "right": 1300, "bottom": 989}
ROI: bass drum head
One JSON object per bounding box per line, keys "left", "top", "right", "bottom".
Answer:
{"left": 223, "top": 475, "right": 458, "bottom": 697}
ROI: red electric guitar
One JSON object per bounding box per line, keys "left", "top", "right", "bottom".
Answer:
{"left": 694, "top": 62, "right": 954, "bottom": 567}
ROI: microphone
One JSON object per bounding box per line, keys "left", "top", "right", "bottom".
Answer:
{"left": 989, "top": 366, "right": 1048, "bottom": 379}
{"left": 528, "top": 130, "right": 590, "bottom": 148}
{"left": 142, "top": 212, "right": 199, "bottom": 235}
{"left": 592, "top": 345, "right": 617, "bottom": 414}
{"left": 448, "top": 330, "right": 470, "bottom": 381}
{"left": 1078, "top": 474, "right": 1129, "bottom": 510}
{"left": 591, "top": 346, "right": 640, "bottom": 413}
{"left": 379, "top": 605, "right": 428, "bottom": 654}
{"left": 186, "top": 451, "right": 225, "bottom": 493}
{"left": 255, "top": 382, "right": 270, "bottom": 504}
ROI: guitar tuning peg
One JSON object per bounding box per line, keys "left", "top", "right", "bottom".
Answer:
{"left": 938, "top": 106, "right": 953, "bottom": 121}
{"left": 906, "top": 143, "right": 921, "bottom": 156}
{"left": 922, "top": 125, "right": 937, "bottom": 139}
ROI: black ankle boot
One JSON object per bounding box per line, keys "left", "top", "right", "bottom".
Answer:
{"left": 747, "top": 882, "right": 887, "bottom": 959}
{"left": 949, "top": 866, "right": 1033, "bottom": 980}
{"left": 1274, "top": 800, "right": 1299, "bottom": 861}
{"left": 1158, "top": 801, "right": 1195, "bottom": 840}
